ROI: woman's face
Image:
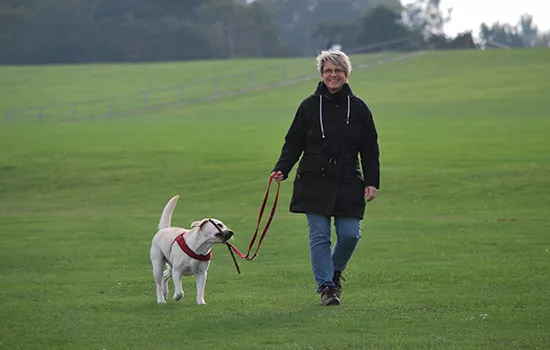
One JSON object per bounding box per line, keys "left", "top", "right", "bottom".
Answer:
{"left": 321, "top": 61, "right": 347, "bottom": 93}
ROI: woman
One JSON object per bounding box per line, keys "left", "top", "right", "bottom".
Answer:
{"left": 271, "top": 49, "right": 380, "bottom": 306}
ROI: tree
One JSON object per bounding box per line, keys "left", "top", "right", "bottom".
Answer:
{"left": 423, "top": 31, "right": 477, "bottom": 50}
{"left": 0, "top": 2, "right": 34, "bottom": 63}
{"left": 448, "top": 31, "right": 477, "bottom": 49}
{"left": 535, "top": 30, "right": 550, "bottom": 47}
{"left": 480, "top": 22, "right": 526, "bottom": 48}
{"left": 0, "top": 0, "right": 288, "bottom": 63}
{"left": 257, "top": 0, "right": 401, "bottom": 55}
{"left": 518, "top": 14, "right": 539, "bottom": 47}
{"left": 479, "top": 13, "right": 550, "bottom": 48}
{"left": 197, "top": 0, "right": 290, "bottom": 58}
{"left": 312, "top": 22, "right": 359, "bottom": 50}
{"left": 401, "top": 0, "right": 451, "bottom": 40}
{"left": 356, "top": 6, "right": 411, "bottom": 50}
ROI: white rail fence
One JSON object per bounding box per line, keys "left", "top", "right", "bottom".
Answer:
{"left": 4, "top": 39, "right": 420, "bottom": 124}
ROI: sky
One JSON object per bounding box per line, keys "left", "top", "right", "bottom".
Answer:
{"left": 402, "top": 0, "right": 550, "bottom": 37}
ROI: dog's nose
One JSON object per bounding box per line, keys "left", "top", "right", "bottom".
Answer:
{"left": 225, "top": 230, "right": 234, "bottom": 238}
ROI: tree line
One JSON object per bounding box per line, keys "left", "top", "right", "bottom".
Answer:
{"left": 0, "top": 0, "right": 547, "bottom": 65}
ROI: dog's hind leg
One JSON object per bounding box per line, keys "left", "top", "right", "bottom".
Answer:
{"left": 162, "top": 265, "right": 172, "bottom": 300}
{"left": 151, "top": 258, "right": 167, "bottom": 304}
{"left": 172, "top": 270, "right": 184, "bottom": 301}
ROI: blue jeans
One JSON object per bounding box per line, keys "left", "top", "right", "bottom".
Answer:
{"left": 306, "top": 213, "right": 362, "bottom": 293}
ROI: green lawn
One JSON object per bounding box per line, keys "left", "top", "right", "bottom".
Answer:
{"left": 0, "top": 49, "right": 549, "bottom": 349}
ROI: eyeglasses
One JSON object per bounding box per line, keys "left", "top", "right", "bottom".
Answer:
{"left": 322, "top": 68, "right": 346, "bottom": 75}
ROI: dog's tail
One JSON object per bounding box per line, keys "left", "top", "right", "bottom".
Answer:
{"left": 158, "top": 195, "right": 179, "bottom": 230}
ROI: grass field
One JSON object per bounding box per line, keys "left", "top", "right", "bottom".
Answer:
{"left": 1, "top": 49, "right": 549, "bottom": 349}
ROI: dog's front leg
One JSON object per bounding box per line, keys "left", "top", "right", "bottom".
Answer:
{"left": 196, "top": 270, "right": 207, "bottom": 305}
{"left": 172, "top": 270, "right": 184, "bottom": 301}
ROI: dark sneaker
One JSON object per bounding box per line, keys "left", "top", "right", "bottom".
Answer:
{"left": 332, "top": 271, "right": 345, "bottom": 299}
{"left": 320, "top": 286, "right": 341, "bottom": 306}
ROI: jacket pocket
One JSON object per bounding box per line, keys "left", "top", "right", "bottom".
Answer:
{"left": 294, "top": 157, "right": 326, "bottom": 201}
{"left": 296, "top": 156, "right": 323, "bottom": 178}
{"left": 339, "top": 180, "right": 366, "bottom": 207}
{"left": 342, "top": 166, "right": 364, "bottom": 185}
{"left": 293, "top": 176, "right": 326, "bottom": 201}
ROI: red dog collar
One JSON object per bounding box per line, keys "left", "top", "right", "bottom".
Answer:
{"left": 173, "top": 233, "right": 212, "bottom": 261}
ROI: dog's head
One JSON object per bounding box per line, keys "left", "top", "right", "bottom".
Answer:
{"left": 191, "top": 218, "right": 234, "bottom": 243}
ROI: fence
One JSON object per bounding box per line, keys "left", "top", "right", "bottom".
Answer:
{"left": 4, "top": 39, "right": 419, "bottom": 124}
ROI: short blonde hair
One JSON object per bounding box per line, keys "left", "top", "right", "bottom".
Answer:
{"left": 316, "top": 50, "right": 352, "bottom": 76}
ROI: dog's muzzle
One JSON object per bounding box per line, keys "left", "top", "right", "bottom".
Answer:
{"left": 216, "top": 230, "right": 234, "bottom": 242}
{"left": 208, "top": 219, "right": 234, "bottom": 242}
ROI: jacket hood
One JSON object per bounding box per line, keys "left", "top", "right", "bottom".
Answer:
{"left": 313, "top": 81, "right": 354, "bottom": 139}
{"left": 312, "top": 81, "right": 354, "bottom": 99}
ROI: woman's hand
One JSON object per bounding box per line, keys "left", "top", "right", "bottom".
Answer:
{"left": 271, "top": 171, "right": 284, "bottom": 184}
{"left": 365, "top": 186, "right": 377, "bottom": 202}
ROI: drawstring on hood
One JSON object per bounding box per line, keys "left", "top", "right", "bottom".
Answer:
{"left": 319, "top": 94, "right": 350, "bottom": 139}
{"left": 347, "top": 95, "right": 350, "bottom": 124}
{"left": 319, "top": 95, "right": 325, "bottom": 139}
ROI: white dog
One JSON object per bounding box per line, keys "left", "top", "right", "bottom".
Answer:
{"left": 150, "top": 195, "right": 234, "bottom": 305}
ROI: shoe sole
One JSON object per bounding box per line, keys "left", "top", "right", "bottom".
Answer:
{"left": 321, "top": 298, "right": 341, "bottom": 306}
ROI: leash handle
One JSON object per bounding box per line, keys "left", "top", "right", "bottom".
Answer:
{"left": 246, "top": 174, "right": 279, "bottom": 260}
{"left": 247, "top": 175, "right": 279, "bottom": 260}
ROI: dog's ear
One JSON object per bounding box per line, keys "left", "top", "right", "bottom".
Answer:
{"left": 191, "top": 218, "right": 209, "bottom": 228}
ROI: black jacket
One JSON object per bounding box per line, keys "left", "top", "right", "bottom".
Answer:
{"left": 273, "top": 81, "right": 380, "bottom": 219}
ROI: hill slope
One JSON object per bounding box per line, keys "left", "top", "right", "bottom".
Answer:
{"left": 0, "top": 49, "right": 549, "bottom": 350}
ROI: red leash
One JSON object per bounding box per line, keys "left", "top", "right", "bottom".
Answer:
{"left": 226, "top": 174, "right": 280, "bottom": 263}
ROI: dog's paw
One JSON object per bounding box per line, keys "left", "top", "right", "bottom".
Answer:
{"left": 157, "top": 299, "right": 167, "bottom": 304}
{"left": 197, "top": 299, "right": 207, "bottom": 305}
{"left": 173, "top": 292, "right": 183, "bottom": 301}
